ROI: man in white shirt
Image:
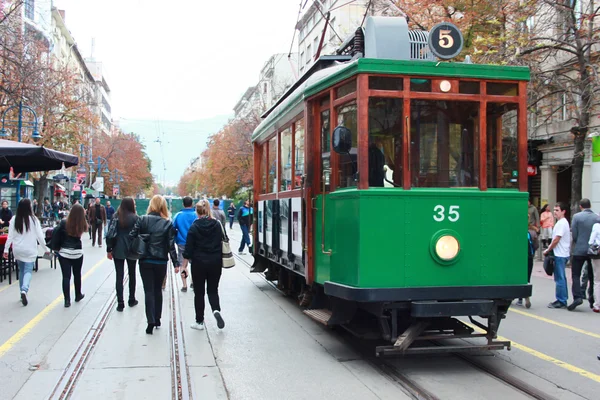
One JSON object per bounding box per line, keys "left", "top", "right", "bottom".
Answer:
{"left": 543, "top": 202, "right": 571, "bottom": 308}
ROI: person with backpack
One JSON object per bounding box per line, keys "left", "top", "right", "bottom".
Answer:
{"left": 3, "top": 199, "right": 46, "bottom": 306}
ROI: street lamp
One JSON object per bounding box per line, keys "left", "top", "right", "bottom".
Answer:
{"left": 0, "top": 102, "right": 42, "bottom": 142}
{"left": 109, "top": 169, "right": 124, "bottom": 183}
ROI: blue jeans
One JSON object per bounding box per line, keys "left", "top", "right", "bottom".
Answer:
{"left": 554, "top": 256, "right": 569, "bottom": 305}
{"left": 17, "top": 261, "right": 34, "bottom": 293}
{"left": 229, "top": 216, "right": 234, "bottom": 229}
{"left": 239, "top": 225, "right": 251, "bottom": 252}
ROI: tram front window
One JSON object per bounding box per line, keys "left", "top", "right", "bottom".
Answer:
{"left": 487, "top": 103, "right": 518, "bottom": 189}
{"left": 410, "top": 100, "right": 479, "bottom": 188}
{"left": 368, "top": 98, "right": 404, "bottom": 187}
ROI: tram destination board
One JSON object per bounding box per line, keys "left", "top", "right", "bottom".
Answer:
{"left": 427, "top": 22, "right": 464, "bottom": 60}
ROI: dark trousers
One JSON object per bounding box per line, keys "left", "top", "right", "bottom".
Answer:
{"left": 92, "top": 223, "right": 103, "bottom": 246}
{"left": 59, "top": 256, "right": 83, "bottom": 301}
{"left": 571, "top": 255, "right": 590, "bottom": 301}
{"left": 527, "top": 256, "right": 533, "bottom": 283}
{"left": 190, "top": 263, "right": 222, "bottom": 323}
{"left": 581, "top": 260, "right": 595, "bottom": 302}
{"left": 114, "top": 258, "right": 137, "bottom": 303}
{"left": 239, "top": 224, "right": 251, "bottom": 252}
{"left": 229, "top": 216, "right": 234, "bottom": 229}
{"left": 139, "top": 262, "right": 167, "bottom": 324}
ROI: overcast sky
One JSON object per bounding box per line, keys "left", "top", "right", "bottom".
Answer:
{"left": 54, "top": 0, "right": 301, "bottom": 121}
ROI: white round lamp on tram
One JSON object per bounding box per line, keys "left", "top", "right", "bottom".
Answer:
{"left": 435, "top": 235, "right": 460, "bottom": 261}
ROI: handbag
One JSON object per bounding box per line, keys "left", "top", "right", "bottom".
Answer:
{"left": 543, "top": 253, "right": 555, "bottom": 276}
{"left": 49, "top": 222, "right": 64, "bottom": 251}
{"left": 218, "top": 221, "right": 235, "bottom": 269}
{"left": 587, "top": 243, "right": 600, "bottom": 259}
{"left": 106, "top": 218, "right": 118, "bottom": 247}
{"left": 128, "top": 234, "right": 148, "bottom": 260}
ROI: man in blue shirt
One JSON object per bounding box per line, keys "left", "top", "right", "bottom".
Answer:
{"left": 238, "top": 200, "right": 252, "bottom": 255}
{"left": 173, "top": 196, "right": 197, "bottom": 291}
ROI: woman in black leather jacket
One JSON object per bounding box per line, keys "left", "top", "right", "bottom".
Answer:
{"left": 129, "top": 195, "right": 180, "bottom": 334}
{"left": 184, "top": 199, "right": 225, "bottom": 331}
{"left": 106, "top": 197, "right": 139, "bottom": 312}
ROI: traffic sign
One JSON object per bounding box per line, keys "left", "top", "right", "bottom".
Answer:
{"left": 428, "top": 22, "right": 464, "bottom": 60}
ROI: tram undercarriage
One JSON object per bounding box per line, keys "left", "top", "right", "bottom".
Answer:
{"left": 251, "top": 255, "right": 519, "bottom": 357}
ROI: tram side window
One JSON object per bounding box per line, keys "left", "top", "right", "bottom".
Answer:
{"left": 260, "top": 143, "right": 267, "bottom": 194}
{"left": 336, "top": 103, "right": 358, "bottom": 188}
{"left": 294, "top": 119, "right": 305, "bottom": 188}
{"left": 321, "top": 110, "right": 331, "bottom": 192}
{"left": 487, "top": 103, "right": 518, "bottom": 189}
{"left": 368, "top": 98, "right": 403, "bottom": 187}
{"left": 280, "top": 127, "right": 292, "bottom": 191}
{"left": 410, "top": 100, "right": 479, "bottom": 188}
{"left": 268, "top": 136, "right": 277, "bottom": 193}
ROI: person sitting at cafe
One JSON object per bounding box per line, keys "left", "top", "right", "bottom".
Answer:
{"left": 0, "top": 200, "right": 14, "bottom": 228}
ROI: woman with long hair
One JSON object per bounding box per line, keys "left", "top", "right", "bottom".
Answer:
{"left": 54, "top": 204, "right": 88, "bottom": 308}
{"left": 107, "top": 197, "right": 140, "bottom": 312}
{"left": 129, "top": 195, "right": 180, "bottom": 334}
{"left": 540, "top": 204, "right": 554, "bottom": 249}
{"left": 3, "top": 199, "right": 45, "bottom": 306}
{"left": 184, "top": 199, "right": 225, "bottom": 330}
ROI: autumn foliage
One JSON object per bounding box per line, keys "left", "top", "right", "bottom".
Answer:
{"left": 92, "top": 130, "right": 154, "bottom": 197}
{"left": 178, "top": 115, "right": 258, "bottom": 198}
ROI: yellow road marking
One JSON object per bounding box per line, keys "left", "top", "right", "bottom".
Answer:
{"left": 509, "top": 308, "right": 600, "bottom": 340}
{"left": 0, "top": 258, "right": 107, "bottom": 358}
{"left": 0, "top": 282, "right": 12, "bottom": 294}
{"left": 466, "top": 323, "right": 600, "bottom": 383}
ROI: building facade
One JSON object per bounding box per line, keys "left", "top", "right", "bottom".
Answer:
{"left": 85, "top": 59, "right": 113, "bottom": 135}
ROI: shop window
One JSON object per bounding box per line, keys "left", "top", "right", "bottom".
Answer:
{"left": 280, "top": 127, "right": 292, "bottom": 191}
{"left": 410, "top": 100, "right": 479, "bottom": 187}
{"left": 294, "top": 119, "right": 305, "bottom": 188}
{"left": 368, "top": 98, "right": 403, "bottom": 187}
{"left": 336, "top": 103, "right": 358, "bottom": 188}
{"left": 487, "top": 103, "right": 518, "bottom": 189}
{"left": 268, "top": 136, "right": 277, "bottom": 193}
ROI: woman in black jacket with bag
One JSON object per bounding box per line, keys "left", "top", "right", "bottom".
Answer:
{"left": 184, "top": 199, "right": 225, "bottom": 331}
{"left": 129, "top": 195, "right": 180, "bottom": 334}
{"left": 106, "top": 197, "right": 139, "bottom": 312}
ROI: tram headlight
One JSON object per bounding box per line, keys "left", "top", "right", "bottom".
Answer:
{"left": 435, "top": 235, "right": 460, "bottom": 261}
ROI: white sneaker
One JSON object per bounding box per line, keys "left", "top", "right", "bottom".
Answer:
{"left": 213, "top": 310, "right": 225, "bottom": 329}
{"left": 190, "top": 322, "right": 204, "bottom": 330}
{"left": 238, "top": 251, "right": 246, "bottom": 255}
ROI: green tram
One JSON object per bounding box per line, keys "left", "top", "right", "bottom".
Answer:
{"left": 250, "top": 17, "right": 531, "bottom": 355}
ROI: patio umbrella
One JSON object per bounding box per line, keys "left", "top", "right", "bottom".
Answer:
{"left": 0, "top": 139, "right": 79, "bottom": 173}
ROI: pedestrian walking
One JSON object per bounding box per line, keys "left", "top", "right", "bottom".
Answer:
{"left": 539, "top": 204, "right": 554, "bottom": 249}
{"left": 544, "top": 202, "right": 571, "bottom": 309}
{"left": 227, "top": 203, "right": 236, "bottom": 229}
{"left": 568, "top": 198, "right": 600, "bottom": 311}
{"left": 0, "top": 200, "right": 14, "bottom": 228}
{"left": 106, "top": 197, "right": 139, "bottom": 312}
{"left": 587, "top": 221, "right": 600, "bottom": 313}
{"left": 517, "top": 228, "right": 537, "bottom": 308}
{"left": 43, "top": 199, "right": 52, "bottom": 220}
{"left": 172, "top": 196, "right": 197, "bottom": 292}
{"left": 88, "top": 198, "right": 107, "bottom": 247}
{"left": 51, "top": 204, "right": 88, "bottom": 308}
{"left": 129, "top": 195, "right": 180, "bottom": 335}
{"left": 3, "top": 199, "right": 45, "bottom": 306}
{"left": 105, "top": 201, "right": 116, "bottom": 236}
{"left": 212, "top": 199, "right": 226, "bottom": 231}
{"left": 238, "top": 200, "right": 252, "bottom": 255}
{"left": 184, "top": 199, "right": 225, "bottom": 331}
{"left": 528, "top": 198, "right": 540, "bottom": 233}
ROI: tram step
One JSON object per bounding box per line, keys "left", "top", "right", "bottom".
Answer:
{"left": 303, "top": 309, "right": 332, "bottom": 325}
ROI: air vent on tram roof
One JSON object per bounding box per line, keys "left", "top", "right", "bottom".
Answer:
{"left": 363, "top": 16, "right": 435, "bottom": 61}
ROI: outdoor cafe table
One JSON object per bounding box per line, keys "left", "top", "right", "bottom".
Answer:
{"left": 0, "top": 234, "right": 15, "bottom": 284}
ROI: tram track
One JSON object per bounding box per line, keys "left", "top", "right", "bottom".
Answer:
{"left": 167, "top": 261, "right": 193, "bottom": 400}
{"left": 232, "top": 248, "right": 558, "bottom": 400}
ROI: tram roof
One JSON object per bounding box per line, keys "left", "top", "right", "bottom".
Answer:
{"left": 252, "top": 58, "right": 530, "bottom": 143}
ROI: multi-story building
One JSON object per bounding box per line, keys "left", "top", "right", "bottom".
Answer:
{"left": 234, "top": 53, "right": 298, "bottom": 121}
{"left": 296, "top": 0, "right": 371, "bottom": 75}
{"left": 22, "top": 0, "right": 53, "bottom": 45}
{"left": 85, "top": 59, "right": 113, "bottom": 135}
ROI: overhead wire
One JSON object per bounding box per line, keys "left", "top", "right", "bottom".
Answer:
{"left": 360, "top": 0, "right": 373, "bottom": 28}
{"left": 314, "top": 1, "right": 342, "bottom": 42}
{"left": 289, "top": 0, "right": 304, "bottom": 57}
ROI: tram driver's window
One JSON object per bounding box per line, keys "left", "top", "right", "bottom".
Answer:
{"left": 368, "top": 98, "right": 403, "bottom": 187}
{"left": 320, "top": 110, "right": 331, "bottom": 192}
{"left": 410, "top": 100, "right": 479, "bottom": 188}
{"left": 336, "top": 103, "right": 358, "bottom": 188}
{"left": 268, "top": 136, "right": 277, "bottom": 193}
{"left": 260, "top": 143, "right": 267, "bottom": 194}
{"left": 487, "top": 103, "right": 518, "bottom": 189}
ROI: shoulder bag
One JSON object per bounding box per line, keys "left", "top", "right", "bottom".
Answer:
{"left": 218, "top": 221, "right": 235, "bottom": 269}
{"left": 587, "top": 243, "right": 600, "bottom": 259}
{"left": 129, "top": 234, "right": 148, "bottom": 260}
{"left": 106, "top": 217, "right": 118, "bottom": 247}
{"left": 49, "top": 221, "right": 64, "bottom": 251}
{"left": 543, "top": 252, "right": 555, "bottom": 276}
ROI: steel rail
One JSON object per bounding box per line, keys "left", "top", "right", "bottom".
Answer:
{"left": 48, "top": 275, "right": 125, "bottom": 400}
{"left": 167, "top": 263, "right": 193, "bottom": 400}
